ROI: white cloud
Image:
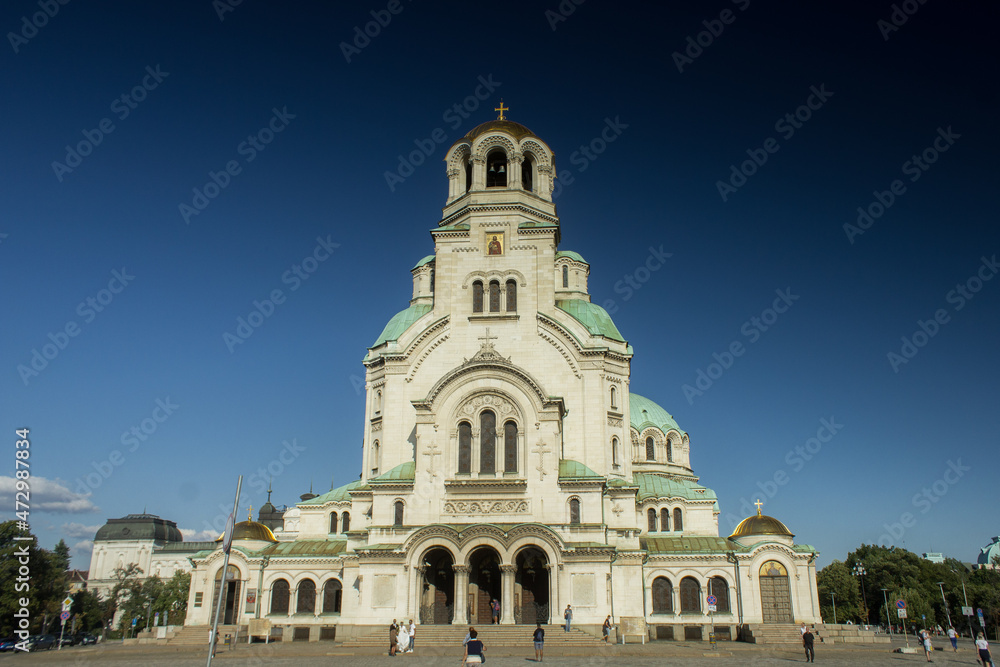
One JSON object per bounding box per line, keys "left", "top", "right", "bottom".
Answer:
{"left": 71, "top": 539, "right": 94, "bottom": 555}
{"left": 180, "top": 527, "right": 218, "bottom": 542}
{"left": 0, "top": 476, "right": 99, "bottom": 513}
{"left": 62, "top": 522, "right": 103, "bottom": 538}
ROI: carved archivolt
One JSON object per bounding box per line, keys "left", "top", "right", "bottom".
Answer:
{"left": 448, "top": 144, "right": 471, "bottom": 170}
{"left": 537, "top": 328, "right": 582, "bottom": 379}
{"left": 473, "top": 135, "right": 516, "bottom": 159}
{"left": 406, "top": 332, "right": 450, "bottom": 383}
{"left": 462, "top": 269, "right": 528, "bottom": 289}
{"left": 520, "top": 140, "right": 551, "bottom": 166}
{"left": 443, "top": 500, "right": 529, "bottom": 515}
{"left": 460, "top": 393, "right": 518, "bottom": 418}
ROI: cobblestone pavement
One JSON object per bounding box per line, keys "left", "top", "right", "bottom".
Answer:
{"left": 1, "top": 635, "right": 990, "bottom": 666}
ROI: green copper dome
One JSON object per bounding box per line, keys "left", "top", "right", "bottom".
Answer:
{"left": 630, "top": 393, "right": 684, "bottom": 435}
{"left": 94, "top": 513, "right": 183, "bottom": 543}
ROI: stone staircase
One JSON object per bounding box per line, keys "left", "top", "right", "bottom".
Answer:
{"left": 340, "top": 624, "right": 604, "bottom": 648}
{"left": 167, "top": 624, "right": 244, "bottom": 647}
{"left": 740, "top": 623, "right": 805, "bottom": 646}
{"left": 814, "top": 623, "right": 891, "bottom": 644}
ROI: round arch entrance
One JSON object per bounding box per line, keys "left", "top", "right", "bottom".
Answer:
{"left": 759, "top": 560, "right": 793, "bottom": 623}
{"left": 212, "top": 564, "right": 242, "bottom": 625}
{"left": 419, "top": 548, "right": 455, "bottom": 625}
{"left": 514, "top": 547, "right": 549, "bottom": 624}
{"left": 468, "top": 547, "right": 502, "bottom": 624}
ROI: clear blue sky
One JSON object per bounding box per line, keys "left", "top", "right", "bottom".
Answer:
{"left": 1, "top": 2, "right": 997, "bottom": 570}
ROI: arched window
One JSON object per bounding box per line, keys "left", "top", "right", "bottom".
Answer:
{"left": 610, "top": 386, "right": 617, "bottom": 409}
{"left": 464, "top": 159, "right": 472, "bottom": 193}
{"left": 297, "top": 579, "right": 316, "bottom": 614}
{"left": 322, "top": 579, "right": 343, "bottom": 613}
{"left": 270, "top": 579, "right": 290, "bottom": 614}
{"left": 375, "top": 390, "right": 382, "bottom": 415}
{"left": 430, "top": 269, "right": 435, "bottom": 293}
{"left": 521, "top": 154, "right": 534, "bottom": 192}
{"left": 569, "top": 498, "right": 581, "bottom": 524}
{"left": 489, "top": 280, "right": 501, "bottom": 312}
{"left": 371, "top": 441, "right": 380, "bottom": 476}
{"left": 562, "top": 265, "right": 569, "bottom": 288}
{"left": 505, "top": 279, "right": 517, "bottom": 312}
{"left": 673, "top": 508, "right": 683, "bottom": 532}
{"left": 393, "top": 500, "right": 404, "bottom": 527}
{"left": 666, "top": 437, "right": 673, "bottom": 463}
{"left": 458, "top": 421, "right": 472, "bottom": 474}
{"left": 486, "top": 149, "right": 507, "bottom": 187}
{"left": 329, "top": 512, "right": 338, "bottom": 534}
{"left": 709, "top": 577, "right": 730, "bottom": 614}
{"left": 480, "top": 410, "right": 496, "bottom": 473}
{"left": 680, "top": 577, "right": 701, "bottom": 612}
{"left": 652, "top": 577, "right": 673, "bottom": 613}
{"left": 341, "top": 512, "right": 350, "bottom": 533}
{"left": 611, "top": 437, "right": 620, "bottom": 467}
{"left": 472, "top": 281, "right": 484, "bottom": 313}
{"left": 504, "top": 420, "right": 517, "bottom": 473}
{"left": 645, "top": 436, "right": 655, "bottom": 461}
{"left": 647, "top": 508, "right": 657, "bottom": 532}
{"left": 660, "top": 508, "right": 670, "bottom": 532}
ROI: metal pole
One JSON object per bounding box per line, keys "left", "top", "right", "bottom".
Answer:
{"left": 937, "top": 582, "right": 952, "bottom": 629}
{"left": 854, "top": 564, "right": 868, "bottom": 626}
{"left": 831, "top": 592, "right": 837, "bottom": 624}
{"left": 207, "top": 475, "right": 242, "bottom": 667}
{"left": 881, "top": 589, "right": 893, "bottom": 636}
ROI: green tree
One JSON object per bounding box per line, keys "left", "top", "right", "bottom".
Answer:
{"left": 109, "top": 563, "right": 144, "bottom": 633}
{"left": 0, "top": 521, "right": 70, "bottom": 635}
{"left": 52, "top": 539, "right": 71, "bottom": 572}
{"left": 70, "top": 589, "right": 108, "bottom": 633}
{"left": 817, "top": 560, "right": 861, "bottom": 623}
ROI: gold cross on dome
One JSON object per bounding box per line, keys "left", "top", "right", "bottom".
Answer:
{"left": 495, "top": 100, "right": 508, "bottom": 120}
{"left": 248, "top": 505, "right": 253, "bottom": 521}
{"left": 754, "top": 499, "right": 763, "bottom": 515}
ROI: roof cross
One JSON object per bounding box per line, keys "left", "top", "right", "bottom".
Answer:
{"left": 754, "top": 499, "right": 763, "bottom": 515}
{"left": 495, "top": 100, "right": 508, "bottom": 120}
{"left": 478, "top": 328, "right": 498, "bottom": 346}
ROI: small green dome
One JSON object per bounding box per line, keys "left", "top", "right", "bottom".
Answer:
{"left": 630, "top": 393, "right": 684, "bottom": 435}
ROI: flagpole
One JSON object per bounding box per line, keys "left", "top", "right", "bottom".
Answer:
{"left": 207, "top": 475, "right": 242, "bottom": 667}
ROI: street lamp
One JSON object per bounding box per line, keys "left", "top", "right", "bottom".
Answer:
{"left": 881, "top": 588, "right": 893, "bottom": 636}
{"left": 854, "top": 563, "right": 868, "bottom": 626}
{"left": 831, "top": 592, "right": 837, "bottom": 624}
{"left": 951, "top": 568, "right": 971, "bottom": 638}
{"left": 937, "top": 581, "right": 952, "bottom": 630}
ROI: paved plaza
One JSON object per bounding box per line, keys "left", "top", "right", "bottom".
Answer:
{"left": 1, "top": 635, "right": 992, "bottom": 666}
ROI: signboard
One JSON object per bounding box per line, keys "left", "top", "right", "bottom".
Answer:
{"left": 708, "top": 604, "right": 717, "bottom": 612}
{"left": 60, "top": 611, "right": 70, "bottom": 621}
{"left": 896, "top": 599, "right": 907, "bottom": 609}
{"left": 707, "top": 594, "right": 718, "bottom": 605}
{"left": 222, "top": 512, "right": 236, "bottom": 554}
{"left": 63, "top": 596, "right": 74, "bottom": 608}
{"left": 962, "top": 606, "right": 973, "bottom": 616}
{"left": 978, "top": 608, "right": 986, "bottom": 628}
{"left": 897, "top": 609, "right": 907, "bottom": 618}
{"left": 131, "top": 618, "right": 138, "bottom": 627}
{"left": 618, "top": 617, "right": 647, "bottom": 645}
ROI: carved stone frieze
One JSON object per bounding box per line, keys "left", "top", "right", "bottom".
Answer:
{"left": 442, "top": 499, "right": 529, "bottom": 515}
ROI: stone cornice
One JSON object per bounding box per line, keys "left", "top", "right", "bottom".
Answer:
{"left": 443, "top": 478, "right": 528, "bottom": 493}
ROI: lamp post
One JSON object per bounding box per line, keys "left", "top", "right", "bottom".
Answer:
{"left": 831, "top": 592, "right": 837, "bottom": 624}
{"left": 951, "top": 568, "right": 971, "bottom": 638}
{"left": 881, "top": 588, "right": 893, "bottom": 636}
{"left": 256, "top": 556, "right": 271, "bottom": 618}
{"left": 854, "top": 563, "right": 868, "bottom": 626}
{"left": 937, "top": 581, "right": 952, "bottom": 630}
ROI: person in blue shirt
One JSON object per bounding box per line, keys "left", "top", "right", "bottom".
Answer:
{"left": 463, "top": 627, "right": 486, "bottom": 665}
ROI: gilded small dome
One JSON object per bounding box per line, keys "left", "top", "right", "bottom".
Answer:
{"left": 462, "top": 120, "right": 537, "bottom": 143}
{"left": 216, "top": 520, "right": 278, "bottom": 544}
{"left": 729, "top": 511, "right": 794, "bottom": 539}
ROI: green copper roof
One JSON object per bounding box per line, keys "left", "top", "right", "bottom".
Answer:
{"left": 369, "top": 304, "right": 433, "bottom": 350}
{"left": 555, "top": 300, "right": 625, "bottom": 343}
{"left": 633, "top": 473, "right": 717, "bottom": 502}
{"left": 412, "top": 255, "right": 435, "bottom": 269}
{"left": 94, "top": 514, "right": 183, "bottom": 543}
{"left": 606, "top": 477, "right": 636, "bottom": 489}
{"left": 555, "top": 250, "right": 588, "bottom": 263}
{"left": 260, "top": 540, "right": 348, "bottom": 557}
{"left": 558, "top": 459, "right": 603, "bottom": 480}
{"left": 630, "top": 393, "right": 684, "bottom": 434}
{"left": 371, "top": 461, "right": 415, "bottom": 482}
{"left": 300, "top": 479, "right": 369, "bottom": 505}
{"left": 641, "top": 536, "right": 745, "bottom": 554}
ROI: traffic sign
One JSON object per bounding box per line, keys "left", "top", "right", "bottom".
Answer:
{"left": 978, "top": 609, "right": 986, "bottom": 627}
{"left": 708, "top": 604, "right": 717, "bottom": 612}
{"left": 707, "top": 595, "right": 717, "bottom": 605}
{"left": 131, "top": 618, "right": 138, "bottom": 626}
{"left": 896, "top": 599, "right": 906, "bottom": 609}
{"left": 63, "top": 596, "right": 73, "bottom": 607}
{"left": 962, "top": 606, "right": 974, "bottom": 616}
{"left": 60, "top": 611, "right": 70, "bottom": 621}
{"left": 897, "top": 609, "right": 908, "bottom": 618}
{"left": 222, "top": 512, "right": 235, "bottom": 554}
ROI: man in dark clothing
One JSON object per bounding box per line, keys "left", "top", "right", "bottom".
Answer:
{"left": 803, "top": 628, "right": 815, "bottom": 662}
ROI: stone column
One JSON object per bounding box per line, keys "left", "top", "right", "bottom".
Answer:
{"left": 452, "top": 565, "right": 470, "bottom": 625}
{"left": 415, "top": 566, "right": 427, "bottom": 623}
{"left": 500, "top": 565, "right": 516, "bottom": 624}
{"left": 546, "top": 563, "right": 560, "bottom": 624}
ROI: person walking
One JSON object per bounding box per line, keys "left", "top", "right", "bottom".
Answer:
{"left": 463, "top": 627, "right": 486, "bottom": 665}
{"left": 563, "top": 605, "right": 573, "bottom": 632}
{"left": 406, "top": 619, "right": 415, "bottom": 653}
{"left": 532, "top": 623, "right": 545, "bottom": 662}
{"left": 803, "top": 627, "right": 815, "bottom": 663}
{"left": 491, "top": 598, "right": 500, "bottom": 625}
{"left": 921, "top": 628, "right": 933, "bottom": 662}
{"left": 602, "top": 616, "right": 612, "bottom": 643}
{"left": 947, "top": 626, "right": 957, "bottom": 652}
{"left": 389, "top": 619, "right": 398, "bottom": 657}
{"left": 976, "top": 633, "right": 994, "bottom": 667}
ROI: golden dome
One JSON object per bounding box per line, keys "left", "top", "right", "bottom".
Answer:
{"left": 215, "top": 520, "right": 278, "bottom": 544}
{"left": 729, "top": 506, "right": 794, "bottom": 539}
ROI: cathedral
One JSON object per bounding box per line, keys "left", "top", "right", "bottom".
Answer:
{"left": 89, "top": 111, "right": 821, "bottom": 642}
